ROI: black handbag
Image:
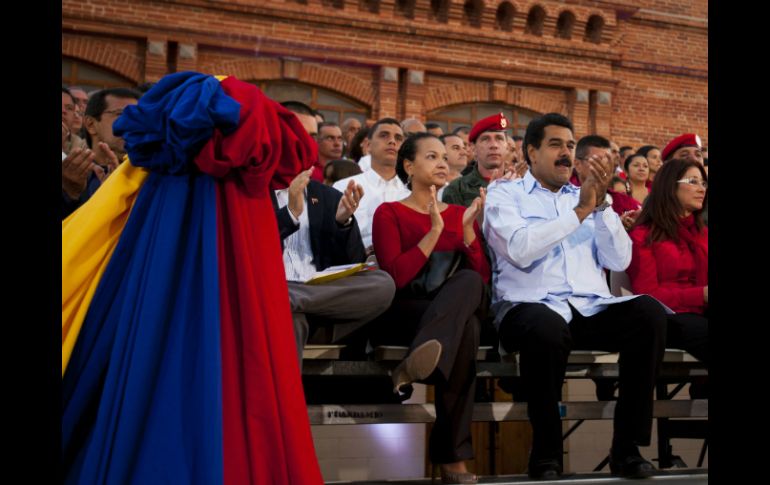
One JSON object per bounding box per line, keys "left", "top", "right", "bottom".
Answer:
{"left": 407, "top": 251, "right": 464, "bottom": 297}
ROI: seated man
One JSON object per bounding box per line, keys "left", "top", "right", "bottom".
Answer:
{"left": 442, "top": 113, "right": 509, "bottom": 208}
{"left": 333, "top": 118, "right": 410, "bottom": 252}
{"left": 277, "top": 110, "right": 396, "bottom": 369}
{"left": 484, "top": 113, "right": 668, "bottom": 480}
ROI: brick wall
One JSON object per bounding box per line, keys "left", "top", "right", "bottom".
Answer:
{"left": 62, "top": 0, "right": 707, "bottom": 146}
{"left": 61, "top": 2, "right": 708, "bottom": 477}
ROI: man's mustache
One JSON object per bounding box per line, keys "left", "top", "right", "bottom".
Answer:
{"left": 555, "top": 157, "right": 572, "bottom": 168}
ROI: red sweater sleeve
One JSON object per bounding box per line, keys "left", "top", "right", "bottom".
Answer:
{"left": 372, "top": 203, "right": 429, "bottom": 289}
{"left": 627, "top": 226, "right": 705, "bottom": 311}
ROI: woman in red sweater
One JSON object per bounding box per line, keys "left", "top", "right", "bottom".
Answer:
{"left": 626, "top": 158, "right": 708, "bottom": 365}
{"left": 372, "top": 133, "right": 489, "bottom": 484}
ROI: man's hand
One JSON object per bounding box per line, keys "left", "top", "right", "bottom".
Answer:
{"left": 62, "top": 148, "right": 95, "bottom": 200}
{"left": 288, "top": 168, "right": 313, "bottom": 219}
{"left": 462, "top": 187, "right": 486, "bottom": 245}
{"left": 621, "top": 209, "right": 641, "bottom": 231}
{"left": 490, "top": 167, "right": 521, "bottom": 183}
{"left": 336, "top": 179, "right": 364, "bottom": 224}
{"left": 585, "top": 152, "right": 614, "bottom": 207}
{"left": 93, "top": 142, "right": 120, "bottom": 182}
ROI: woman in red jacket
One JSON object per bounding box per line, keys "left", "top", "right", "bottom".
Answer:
{"left": 372, "top": 132, "right": 489, "bottom": 484}
{"left": 626, "top": 158, "right": 708, "bottom": 365}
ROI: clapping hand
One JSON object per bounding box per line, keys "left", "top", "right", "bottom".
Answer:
{"left": 621, "top": 209, "right": 640, "bottom": 231}
{"left": 336, "top": 179, "right": 364, "bottom": 224}
{"left": 92, "top": 142, "right": 120, "bottom": 182}
{"left": 62, "top": 148, "right": 95, "bottom": 200}
{"left": 428, "top": 184, "right": 444, "bottom": 234}
{"left": 462, "top": 187, "right": 485, "bottom": 246}
{"left": 288, "top": 168, "right": 314, "bottom": 219}
{"left": 585, "top": 152, "right": 614, "bottom": 207}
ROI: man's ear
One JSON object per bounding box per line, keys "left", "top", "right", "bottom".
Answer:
{"left": 527, "top": 143, "right": 538, "bottom": 166}
{"left": 84, "top": 115, "right": 98, "bottom": 136}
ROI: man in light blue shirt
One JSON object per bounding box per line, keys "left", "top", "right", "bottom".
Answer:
{"left": 483, "top": 113, "right": 668, "bottom": 480}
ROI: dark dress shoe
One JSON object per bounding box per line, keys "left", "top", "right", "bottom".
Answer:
{"left": 609, "top": 453, "right": 655, "bottom": 478}
{"left": 528, "top": 459, "right": 562, "bottom": 480}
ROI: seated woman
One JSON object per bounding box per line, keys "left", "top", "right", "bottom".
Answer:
{"left": 626, "top": 158, "right": 708, "bottom": 368}
{"left": 624, "top": 153, "right": 650, "bottom": 205}
{"left": 371, "top": 132, "right": 489, "bottom": 484}
{"left": 637, "top": 144, "right": 662, "bottom": 185}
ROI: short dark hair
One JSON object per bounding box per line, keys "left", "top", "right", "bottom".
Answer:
{"left": 84, "top": 88, "right": 141, "bottom": 119}
{"left": 62, "top": 86, "right": 73, "bottom": 101}
{"left": 619, "top": 145, "right": 634, "bottom": 153}
{"left": 576, "top": 134, "right": 610, "bottom": 160}
{"left": 317, "top": 121, "right": 342, "bottom": 140}
{"left": 368, "top": 117, "right": 401, "bottom": 140}
{"left": 452, "top": 126, "right": 470, "bottom": 136}
{"left": 83, "top": 88, "right": 141, "bottom": 147}
{"left": 425, "top": 122, "right": 441, "bottom": 130}
{"left": 396, "top": 132, "right": 440, "bottom": 188}
{"left": 280, "top": 100, "right": 315, "bottom": 116}
{"left": 523, "top": 113, "right": 574, "bottom": 165}
{"left": 439, "top": 133, "right": 462, "bottom": 144}
{"left": 512, "top": 135, "right": 523, "bottom": 142}
{"left": 317, "top": 121, "right": 340, "bottom": 133}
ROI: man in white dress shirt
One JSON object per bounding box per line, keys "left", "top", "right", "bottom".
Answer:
{"left": 278, "top": 106, "right": 396, "bottom": 368}
{"left": 333, "top": 118, "right": 410, "bottom": 252}
{"left": 483, "top": 113, "right": 668, "bottom": 480}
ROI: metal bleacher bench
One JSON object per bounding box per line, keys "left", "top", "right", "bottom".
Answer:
{"left": 302, "top": 345, "right": 708, "bottom": 472}
{"left": 302, "top": 346, "right": 707, "bottom": 425}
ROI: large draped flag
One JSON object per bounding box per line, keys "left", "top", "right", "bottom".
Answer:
{"left": 61, "top": 72, "right": 323, "bottom": 484}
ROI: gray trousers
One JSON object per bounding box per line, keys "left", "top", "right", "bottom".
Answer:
{"left": 288, "top": 269, "right": 395, "bottom": 367}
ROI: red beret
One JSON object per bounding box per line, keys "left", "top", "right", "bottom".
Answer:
{"left": 468, "top": 112, "right": 510, "bottom": 143}
{"left": 661, "top": 133, "right": 702, "bottom": 161}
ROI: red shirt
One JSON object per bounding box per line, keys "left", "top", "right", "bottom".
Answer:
{"left": 626, "top": 217, "right": 708, "bottom": 314}
{"left": 608, "top": 189, "right": 641, "bottom": 216}
{"left": 372, "top": 202, "right": 490, "bottom": 289}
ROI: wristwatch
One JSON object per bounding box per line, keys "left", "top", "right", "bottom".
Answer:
{"left": 593, "top": 201, "right": 610, "bottom": 213}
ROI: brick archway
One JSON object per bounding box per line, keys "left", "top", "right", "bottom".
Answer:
{"left": 62, "top": 37, "right": 141, "bottom": 83}
{"left": 205, "top": 59, "right": 376, "bottom": 108}
{"left": 425, "top": 84, "right": 565, "bottom": 116}
{"left": 203, "top": 58, "right": 283, "bottom": 82}
{"left": 298, "top": 64, "right": 375, "bottom": 107}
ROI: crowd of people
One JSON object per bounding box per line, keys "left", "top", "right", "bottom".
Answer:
{"left": 62, "top": 77, "right": 708, "bottom": 483}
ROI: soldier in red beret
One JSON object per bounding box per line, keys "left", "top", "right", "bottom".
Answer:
{"left": 661, "top": 133, "right": 704, "bottom": 165}
{"left": 442, "top": 112, "right": 510, "bottom": 208}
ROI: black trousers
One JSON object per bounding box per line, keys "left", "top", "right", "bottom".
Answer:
{"left": 498, "top": 295, "right": 667, "bottom": 467}
{"left": 370, "top": 269, "right": 483, "bottom": 464}
{"left": 667, "top": 311, "right": 708, "bottom": 365}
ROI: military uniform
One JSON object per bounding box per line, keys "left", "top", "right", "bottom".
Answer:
{"left": 442, "top": 163, "right": 488, "bottom": 208}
